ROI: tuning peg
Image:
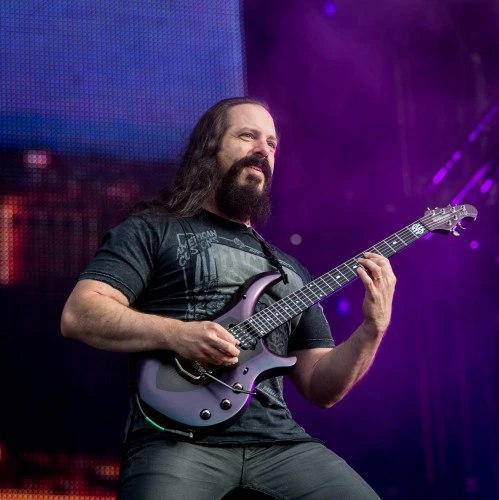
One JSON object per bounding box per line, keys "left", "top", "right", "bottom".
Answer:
{"left": 458, "top": 222, "right": 465, "bottom": 229}
{"left": 452, "top": 230, "right": 460, "bottom": 236}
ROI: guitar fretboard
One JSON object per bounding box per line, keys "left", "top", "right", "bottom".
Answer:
{"left": 230, "top": 218, "right": 430, "bottom": 346}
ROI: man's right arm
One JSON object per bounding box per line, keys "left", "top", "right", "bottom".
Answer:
{"left": 60, "top": 279, "right": 240, "bottom": 365}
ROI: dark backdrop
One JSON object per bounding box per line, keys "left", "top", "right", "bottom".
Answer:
{"left": 1, "top": 1, "right": 498, "bottom": 499}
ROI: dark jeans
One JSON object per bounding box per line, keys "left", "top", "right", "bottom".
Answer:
{"left": 117, "top": 437, "right": 380, "bottom": 499}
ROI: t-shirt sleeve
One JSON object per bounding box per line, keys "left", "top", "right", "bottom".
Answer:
{"left": 79, "top": 216, "right": 161, "bottom": 303}
{"left": 287, "top": 303, "right": 335, "bottom": 351}
{"left": 286, "top": 265, "right": 335, "bottom": 352}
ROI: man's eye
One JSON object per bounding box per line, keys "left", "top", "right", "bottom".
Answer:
{"left": 242, "top": 133, "right": 253, "bottom": 139}
{"left": 268, "top": 142, "right": 277, "bottom": 150}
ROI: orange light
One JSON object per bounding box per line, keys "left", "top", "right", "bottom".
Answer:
{"left": 0, "top": 197, "right": 26, "bottom": 285}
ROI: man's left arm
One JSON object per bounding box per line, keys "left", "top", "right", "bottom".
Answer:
{"left": 289, "top": 252, "right": 396, "bottom": 408}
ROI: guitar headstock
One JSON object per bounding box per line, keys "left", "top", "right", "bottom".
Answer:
{"left": 424, "top": 204, "right": 478, "bottom": 235}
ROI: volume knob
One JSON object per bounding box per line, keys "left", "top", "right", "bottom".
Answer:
{"left": 200, "top": 409, "right": 211, "bottom": 420}
{"left": 220, "top": 399, "right": 232, "bottom": 410}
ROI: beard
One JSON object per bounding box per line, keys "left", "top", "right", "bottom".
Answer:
{"left": 215, "top": 154, "right": 273, "bottom": 225}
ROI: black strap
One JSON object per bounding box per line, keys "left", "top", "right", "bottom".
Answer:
{"left": 251, "top": 229, "right": 289, "bottom": 285}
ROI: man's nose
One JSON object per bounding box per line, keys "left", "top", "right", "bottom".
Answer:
{"left": 253, "top": 141, "right": 271, "bottom": 159}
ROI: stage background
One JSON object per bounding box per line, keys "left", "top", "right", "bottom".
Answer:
{"left": 1, "top": 1, "right": 498, "bottom": 498}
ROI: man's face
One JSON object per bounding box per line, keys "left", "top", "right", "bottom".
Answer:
{"left": 216, "top": 104, "right": 277, "bottom": 191}
{"left": 213, "top": 104, "right": 277, "bottom": 225}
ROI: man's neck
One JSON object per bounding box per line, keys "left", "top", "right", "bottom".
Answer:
{"left": 202, "top": 200, "right": 252, "bottom": 227}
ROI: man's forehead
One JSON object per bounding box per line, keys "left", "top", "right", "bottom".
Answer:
{"left": 227, "top": 104, "right": 276, "bottom": 135}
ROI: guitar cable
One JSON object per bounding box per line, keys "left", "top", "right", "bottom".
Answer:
{"left": 134, "top": 393, "right": 195, "bottom": 439}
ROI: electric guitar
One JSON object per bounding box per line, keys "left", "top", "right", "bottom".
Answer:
{"left": 135, "top": 204, "right": 477, "bottom": 429}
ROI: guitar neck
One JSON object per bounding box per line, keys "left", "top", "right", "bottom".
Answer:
{"left": 234, "top": 217, "right": 431, "bottom": 340}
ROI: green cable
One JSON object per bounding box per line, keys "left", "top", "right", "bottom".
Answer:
{"left": 145, "top": 416, "right": 165, "bottom": 432}
{"left": 134, "top": 393, "right": 194, "bottom": 439}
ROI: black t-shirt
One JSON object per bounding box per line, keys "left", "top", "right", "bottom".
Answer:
{"left": 80, "top": 209, "right": 334, "bottom": 444}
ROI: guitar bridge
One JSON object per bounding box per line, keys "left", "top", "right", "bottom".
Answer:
{"left": 174, "top": 357, "right": 209, "bottom": 383}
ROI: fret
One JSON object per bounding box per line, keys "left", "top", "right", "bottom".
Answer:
{"left": 368, "top": 243, "right": 386, "bottom": 257}
{"left": 338, "top": 263, "right": 357, "bottom": 280}
{"left": 280, "top": 296, "right": 301, "bottom": 316}
{"left": 376, "top": 240, "right": 395, "bottom": 257}
{"left": 400, "top": 228, "right": 415, "bottom": 242}
{"left": 246, "top": 320, "right": 264, "bottom": 336}
{"left": 319, "top": 275, "right": 337, "bottom": 291}
{"left": 282, "top": 295, "right": 303, "bottom": 313}
{"left": 378, "top": 243, "right": 394, "bottom": 258}
{"left": 303, "top": 284, "right": 322, "bottom": 301}
{"left": 328, "top": 270, "right": 349, "bottom": 286}
{"left": 258, "top": 311, "right": 279, "bottom": 329}
{"left": 247, "top": 318, "right": 267, "bottom": 335}
{"left": 385, "top": 233, "right": 407, "bottom": 253}
{"left": 344, "top": 260, "right": 362, "bottom": 277}
{"left": 273, "top": 308, "right": 288, "bottom": 322}
{"left": 295, "top": 288, "right": 316, "bottom": 307}
{"left": 292, "top": 290, "right": 312, "bottom": 309}
{"left": 394, "top": 229, "right": 410, "bottom": 246}
{"left": 401, "top": 228, "right": 417, "bottom": 242}
{"left": 313, "top": 276, "right": 336, "bottom": 296}
{"left": 266, "top": 304, "right": 292, "bottom": 324}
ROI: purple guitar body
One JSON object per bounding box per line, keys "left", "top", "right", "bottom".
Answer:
{"left": 135, "top": 272, "right": 297, "bottom": 429}
{"left": 134, "top": 204, "right": 477, "bottom": 430}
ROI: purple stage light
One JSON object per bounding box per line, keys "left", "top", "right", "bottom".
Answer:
{"left": 424, "top": 104, "right": 498, "bottom": 193}
{"left": 324, "top": 1, "right": 337, "bottom": 18}
{"left": 470, "top": 240, "right": 479, "bottom": 250}
{"left": 467, "top": 104, "right": 499, "bottom": 143}
{"left": 479, "top": 178, "right": 493, "bottom": 194}
{"left": 432, "top": 167, "right": 447, "bottom": 185}
{"left": 336, "top": 298, "right": 350, "bottom": 315}
{"left": 452, "top": 162, "right": 490, "bottom": 204}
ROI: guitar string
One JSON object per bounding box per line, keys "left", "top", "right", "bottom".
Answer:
{"left": 231, "top": 206, "right": 474, "bottom": 346}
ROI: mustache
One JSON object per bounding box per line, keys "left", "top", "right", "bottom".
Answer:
{"left": 232, "top": 155, "right": 272, "bottom": 180}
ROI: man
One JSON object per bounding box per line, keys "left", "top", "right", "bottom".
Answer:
{"left": 61, "top": 97, "right": 396, "bottom": 499}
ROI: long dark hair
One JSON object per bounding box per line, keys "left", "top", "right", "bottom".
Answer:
{"left": 129, "top": 96, "right": 267, "bottom": 218}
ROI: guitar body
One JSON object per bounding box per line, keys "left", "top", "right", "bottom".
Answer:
{"left": 134, "top": 272, "right": 297, "bottom": 429}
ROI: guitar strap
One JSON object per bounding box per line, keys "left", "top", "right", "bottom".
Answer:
{"left": 250, "top": 228, "right": 289, "bottom": 285}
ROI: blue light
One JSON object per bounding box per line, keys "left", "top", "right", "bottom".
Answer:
{"left": 324, "top": 2, "right": 337, "bottom": 18}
